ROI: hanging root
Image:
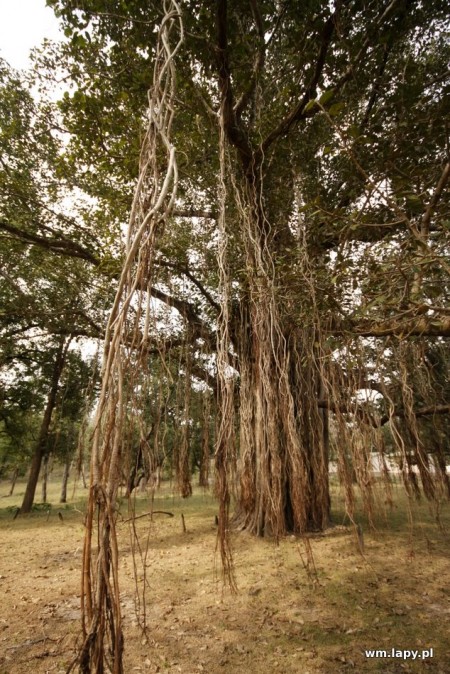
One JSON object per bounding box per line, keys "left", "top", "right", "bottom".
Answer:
{"left": 215, "top": 36, "right": 449, "bottom": 546}
{"left": 215, "top": 103, "right": 237, "bottom": 589}
{"left": 71, "top": 3, "right": 183, "bottom": 672}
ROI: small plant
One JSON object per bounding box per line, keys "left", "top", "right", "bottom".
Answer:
{"left": 32, "top": 502, "right": 52, "bottom": 512}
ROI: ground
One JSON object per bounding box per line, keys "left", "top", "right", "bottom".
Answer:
{"left": 0, "top": 474, "right": 449, "bottom": 674}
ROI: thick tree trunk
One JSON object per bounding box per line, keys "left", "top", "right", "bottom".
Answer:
{"left": 234, "top": 312, "right": 330, "bottom": 537}
{"left": 19, "top": 338, "right": 69, "bottom": 514}
{"left": 212, "top": 83, "right": 332, "bottom": 534}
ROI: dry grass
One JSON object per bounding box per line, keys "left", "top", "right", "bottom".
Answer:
{"left": 0, "top": 473, "right": 449, "bottom": 674}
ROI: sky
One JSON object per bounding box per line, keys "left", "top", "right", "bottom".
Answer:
{"left": 0, "top": 0, "right": 63, "bottom": 70}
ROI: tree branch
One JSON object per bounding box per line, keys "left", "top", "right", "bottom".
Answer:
{"left": 1, "top": 217, "right": 223, "bottom": 356}
{"left": 421, "top": 162, "right": 450, "bottom": 237}
{"left": 216, "top": 0, "right": 253, "bottom": 165}
{"left": 378, "top": 404, "right": 450, "bottom": 428}
{"left": 339, "top": 316, "right": 450, "bottom": 338}
{"left": 173, "top": 208, "right": 216, "bottom": 219}
{"left": 154, "top": 259, "right": 220, "bottom": 313}
{"left": 0, "top": 219, "right": 100, "bottom": 266}
{"left": 262, "top": 2, "right": 342, "bottom": 151}
{"left": 261, "top": 0, "right": 406, "bottom": 152}
{"left": 149, "top": 285, "right": 216, "bottom": 344}
{"left": 233, "top": 0, "right": 265, "bottom": 121}
{"left": 318, "top": 399, "right": 450, "bottom": 428}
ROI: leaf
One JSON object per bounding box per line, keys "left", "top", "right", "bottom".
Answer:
{"left": 319, "top": 88, "right": 335, "bottom": 105}
{"left": 347, "top": 125, "right": 360, "bottom": 139}
{"left": 305, "top": 98, "right": 317, "bottom": 112}
{"left": 328, "top": 102, "right": 344, "bottom": 116}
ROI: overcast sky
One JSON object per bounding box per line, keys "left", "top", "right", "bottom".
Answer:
{"left": 0, "top": 0, "right": 63, "bottom": 70}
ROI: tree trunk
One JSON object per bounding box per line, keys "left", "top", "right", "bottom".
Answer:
{"left": 41, "top": 453, "right": 50, "bottom": 503}
{"left": 177, "top": 337, "right": 193, "bottom": 498}
{"left": 8, "top": 466, "right": 19, "bottom": 496}
{"left": 80, "top": 462, "right": 88, "bottom": 489}
{"left": 198, "top": 391, "right": 211, "bottom": 488}
{"left": 212, "top": 68, "right": 332, "bottom": 534}
{"left": 233, "top": 304, "right": 330, "bottom": 537}
{"left": 154, "top": 464, "right": 161, "bottom": 489}
{"left": 60, "top": 456, "right": 71, "bottom": 503}
{"left": 19, "top": 338, "right": 69, "bottom": 514}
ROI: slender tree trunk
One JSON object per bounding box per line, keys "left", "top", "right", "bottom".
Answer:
{"left": 155, "top": 464, "right": 161, "bottom": 489}
{"left": 41, "top": 453, "right": 50, "bottom": 503}
{"left": 60, "top": 456, "right": 71, "bottom": 503}
{"left": 19, "top": 338, "right": 69, "bottom": 514}
{"left": 178, "top": 336, "right": 193, "bottom": 498}
{"left": 199, "top": 391, "right": 211, "bottom": 488}
{"left": 318, "top": 378, "right": 331, "bottom": 517}
{"left": 80, "top": 462, "right": 88, "bottom": 489}
{"left": 8, "top": 466, "right": 19, "bottom": 496}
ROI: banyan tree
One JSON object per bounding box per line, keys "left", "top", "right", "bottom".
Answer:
{"left": 36, "top": 0, "right": 450, "bottom": 671}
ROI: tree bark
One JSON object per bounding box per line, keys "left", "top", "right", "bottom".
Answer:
{"left": 60, "top": 456, "right": 71, "bottom": 503}
{"left": 41, "top": 453, "right": 50, "bottom": 503}
{"left": 214, "top": 3, "right": 332, "bottom": 536}
{"left": 19, "top": 338, "right": 69, "bottom": 514}
{"left": 80, "top": 462, "right": 88, "bottom": 489}
{"left": 198, "top": 391, "right": 211, "bottom": 488}
{"left": 8, "top": 466, "right": 19, "bottom": 496}
{"left": 234, "top": 323, "right": 330, "bottom": 536}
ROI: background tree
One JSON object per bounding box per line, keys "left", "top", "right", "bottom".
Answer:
{"left": 18, "top": 336, "right": 70, "bottom": 513}
{"left": 0, "top": 58, "right": 105, "bottom": 511}
{"left": 0, "top": 381, "right": 41, "bottom": 492}
{"left": 46, "top": 349, "right": 97, "bottom": 503}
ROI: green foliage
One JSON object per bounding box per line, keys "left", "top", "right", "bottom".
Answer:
{"left": 0, "top": 336, "right": 95, "bottom": 474}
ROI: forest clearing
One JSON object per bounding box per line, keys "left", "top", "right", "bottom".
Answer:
{"left": 0, "top": 475, "right": 449, "bottom": 674}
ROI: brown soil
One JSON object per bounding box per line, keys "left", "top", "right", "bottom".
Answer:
{"left": 0, "top": 480, "right": 449, "bottom": 674}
